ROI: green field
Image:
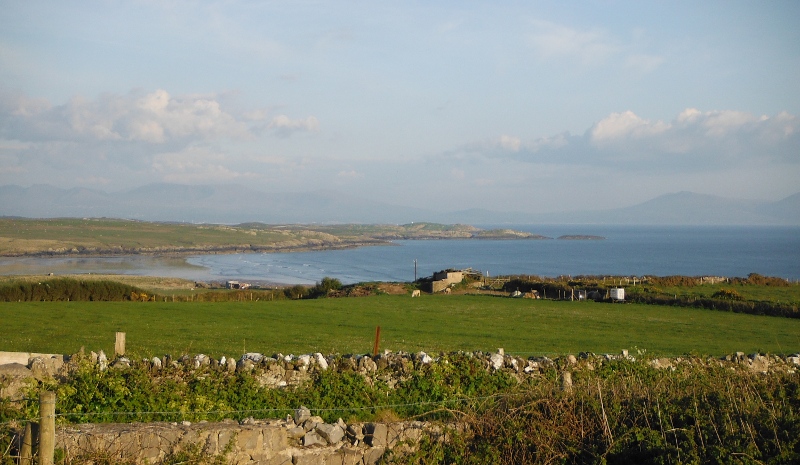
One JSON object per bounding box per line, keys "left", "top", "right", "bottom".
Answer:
{"left": 0, "top": 218, "right": 533, "bottom": 256}
{"left": 2, "top": 295, "right": 798, "bottom": 358}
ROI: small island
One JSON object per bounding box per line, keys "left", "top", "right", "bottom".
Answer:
{"left": 557, "top": 235, "right": 606, "bottom": 240}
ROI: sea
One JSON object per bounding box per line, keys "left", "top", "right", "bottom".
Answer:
{"left": 1, "top": 225, "right": 798, "bottom": 285}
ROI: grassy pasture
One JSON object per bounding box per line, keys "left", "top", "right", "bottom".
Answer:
{"left": 2, "top": 294, "right": 798, "bottom": 358}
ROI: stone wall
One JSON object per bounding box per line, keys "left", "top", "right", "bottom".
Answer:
{"left": 51, "top": 415, "right": 441, "bottom": 465}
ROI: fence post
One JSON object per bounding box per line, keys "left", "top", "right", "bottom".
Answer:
{"left": 372, "top": 326, "right": 381, "bottom": 357}
{"left": 561, "top": 371, "right": 573, "bottom": 393}
{"left": 39, "top": 391, "right": 55, "bottom": 465}
{"left": 115, "top": 332, "right": 126, "bottom": 357}
{"left": 20, "top": 422, "right": 33, "bottom": 465}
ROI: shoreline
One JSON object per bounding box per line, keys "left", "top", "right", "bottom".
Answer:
{"left": 0, "top": 238, "right": 393, "bottom": 259}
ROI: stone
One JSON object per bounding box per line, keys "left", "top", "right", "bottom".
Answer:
{"left": 194, "top": 354, "right": 210, "bottom": 368}
{"left": 287, "top": 426, "right": 305, "bottom": 439}
{"left": 749, "top": 354, "right": 770, "bottom": 373}
{"left": 294, "top": 406, "right": 311, "bottom": 425}
{"left": 111, "top": 357, "right": 131, "bottom": 369}
{"left": 315, "top": 352, "right": 329, "bottom": 370}
{"left": 237, "top": 359, "right": 255, "bottom": 373}
{"left": 561, "top": 371, "right": 573, "bottom": 393}
{"left": 242, "top": 352, "right": 265, "bottom": 363}
{"left": 363, "top": 447, "right": 385, "bottom": 465}
{"left": 490, "top": 353, "right": 504, "bottom": 370}
{"left": 226, "top": 357, "right": 237, "bottom": 372}
{"left": 28, "top": 357, "right": 51, "bottom": 380}
{"left": 237, "top": 428, "right": 261, "bottom": 450}
{"left": 151, "top": 357, "right": 162, "bottom": 370}
{"left": 346, "top": 424, "right": 364, "bottom": 445}
{"left": 361, "top": 356, "right": 377, "bottom": 372}
{"left": 302, "top": 431, "right": 326, "bottom": 447}
{"left": 303, "top": 416, "right": 324, "bottom": 432}
{"left": 364, "top": 423, "right": 388, "bottom": 447}
{"left": 316, "top": 423, "right": 345, "bottom": 445}
{"left": 97, "top": 350, "right": 108, "bottom": 371}
{"left": 566, "top": 354, "right": 577, "bottom": 365}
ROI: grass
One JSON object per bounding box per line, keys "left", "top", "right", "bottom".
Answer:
{"left": 0, "top": 218, "right": 523, "bottom": 256}
{"left": 2, "top": 294, "right": 798, "bottom": 358}
{"left": 646, "top": 282, "right": 800, "bottom": 304}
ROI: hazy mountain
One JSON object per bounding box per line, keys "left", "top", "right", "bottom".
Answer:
{"left": 533, "top": 192, "right": 799, "bottom": 225}
{"left": 0, "top": 183, "right": 432, "bottom": 224}
{"left": 0, "top": 184, "right": 798, "bottom": 226}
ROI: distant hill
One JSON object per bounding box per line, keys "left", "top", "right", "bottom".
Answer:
{"left": 0, "top": 183, "right": 431, "bottom": 224}
{"left": 533, "top": 192, "right": 800, "bottom": 226}
{"left": 0, "top": 184, "right": 797, "bottom": 225}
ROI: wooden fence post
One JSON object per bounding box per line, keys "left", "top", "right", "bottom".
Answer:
{"left": 39, "top": 391, "right": 55, "bottom": 465}
{"left": 373, "top": 326, "right": 381, "bottom": 357}
{"left": 20, "top": 422, "right": 33, "bottom": 465}
{"left": 115, "top": 332, "right": 126, "bottom": 357}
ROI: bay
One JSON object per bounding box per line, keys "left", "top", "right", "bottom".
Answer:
{"left": 1, "top": 225, "right": 797, "bottom": 284}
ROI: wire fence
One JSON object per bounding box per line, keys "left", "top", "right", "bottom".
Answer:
{"left": 1, "top": 391, "right": 517, "bottom": 429}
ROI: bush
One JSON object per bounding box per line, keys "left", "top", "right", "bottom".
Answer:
{"left": 308, "top": 277, "right": 343, "bottom": 298}
{"left": 712, "top": 288, "right": 743, "bottom": 300}
{"left": 0, "top": 278, "right": 145, "bottom": 302}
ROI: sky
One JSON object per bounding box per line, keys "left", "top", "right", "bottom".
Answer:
{"left": 1, "top": 1, "right": 798, "bottom": 213}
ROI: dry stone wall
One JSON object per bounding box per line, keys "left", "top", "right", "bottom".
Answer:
{"left": 3, "top": 348, "right": 800, "bottom": 464}
{"left": 54, "top": 415, "right": 441, "bottom": 465}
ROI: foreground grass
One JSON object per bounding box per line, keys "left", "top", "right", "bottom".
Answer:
{"left": 2, "top": 295, "right": 798, "bottom": 358}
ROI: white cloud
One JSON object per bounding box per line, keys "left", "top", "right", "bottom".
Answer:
{"left": 499, "top": 134, "right": 521, "bottom": 152}
{"left": 589, "top": 109, "right": 799, "bottom": 162}
{"left": 590, "top": 110, "right": 669, "bottom": 142}
{"left": 268, "top": 115, "right": 320, "bottom": 137}
{"left": 336, "top": 169, "right": 362, "bottom": 179}
{"left": 527, "top": 20, "right": 617, "bottom": 65}
{"left": 151, "top": 146, "right": 258, "bottom": 184}
{"left": 0, "top": 89, "right": 257, "bottom": 143}
{"left": 442, "top": 108, "right": 799, "bottom": 176}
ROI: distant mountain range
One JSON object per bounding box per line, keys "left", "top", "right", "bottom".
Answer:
{"left": 1, "top": 184, "right": 798, "bottom": 226}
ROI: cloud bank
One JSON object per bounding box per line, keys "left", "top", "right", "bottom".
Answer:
{"left": 450, "top": 108, "right": 799, "bottom": 172}
{"left": 0, "top": 87, "right": 797, "bottom": 212}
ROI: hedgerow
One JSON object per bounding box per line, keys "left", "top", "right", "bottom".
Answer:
{"left": 4, "top": 354, "right": 800, "bottom": 464}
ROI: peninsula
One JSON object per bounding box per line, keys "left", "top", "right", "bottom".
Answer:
{"left": 0, "top": 218, "right": 550, "bottom": 257}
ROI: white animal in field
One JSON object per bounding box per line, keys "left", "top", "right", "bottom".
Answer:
{"left": 411, "top": 290, "right": 421, "bottom": 297}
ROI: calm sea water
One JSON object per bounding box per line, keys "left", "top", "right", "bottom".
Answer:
{"left": 2, "top": 225, "right": 798, "bottom": 284}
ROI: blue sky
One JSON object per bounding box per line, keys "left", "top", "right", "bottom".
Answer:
{"left": 1, "top": 1, "right": 798, "bottom": 213}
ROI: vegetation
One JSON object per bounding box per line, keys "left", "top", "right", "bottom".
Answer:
{"left": 0, "top": 218, "right": 537, "bottom": 257}
{"left": 2, "top": 354, "right": 799, "bottom": 464}
{"left": 0, "top": 278, "right": 146, "bottom": 302}
{"left": 501, "top": 273, "right": 800, "bottom": 319}
{"left": 1, "top": 274, "right": 800, "bottom": 463}
{"left": 391, "top": 358, "right": 800, "bottom": 464}
{"left": 2, "top": 293, "right": 799, "bottom": 358}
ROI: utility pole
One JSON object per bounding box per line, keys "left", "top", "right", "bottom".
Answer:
{"left": 414, "top": 259, "right": 417, "bottom": 281}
